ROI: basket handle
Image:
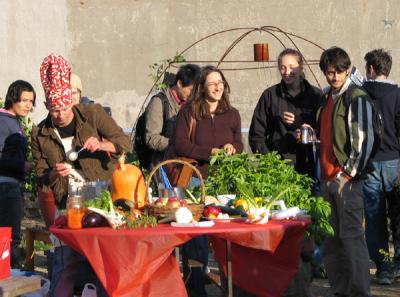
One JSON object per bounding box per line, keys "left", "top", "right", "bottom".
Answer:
{"left": 146, "top": 159, "right": 205, "bottom": 204}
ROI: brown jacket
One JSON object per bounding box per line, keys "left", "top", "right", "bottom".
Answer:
{"left": 31, "top": 103, "right": 132, "bottom": 208}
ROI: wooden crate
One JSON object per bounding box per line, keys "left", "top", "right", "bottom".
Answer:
{"left": 0, "top": 276, "right": 41, "bottom": 297}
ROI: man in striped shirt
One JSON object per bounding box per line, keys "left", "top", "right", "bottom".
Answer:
{"left": 318, "top": 47, "right": 373, "bottom": 297}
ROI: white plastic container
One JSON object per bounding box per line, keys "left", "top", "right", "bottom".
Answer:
{"left": 216, "top": 194, "right": 236, "bottom": 205}
{"left": 81, "top": 283, "right": 97, "bottom": 297}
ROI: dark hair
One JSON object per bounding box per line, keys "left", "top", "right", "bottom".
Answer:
{"left": 278, "top": 48, "right": 304, "bottom": 67}
{"left": 364, "top": 49, "right": 392, "bottom": 77}
{"left": 173, "top": 64, "right": 200, "bottom": 87}
{"left": 319, "top": 47, "right": 351, "bottom": 73}
{"left": 189, "top": 65, "right": 231, "bottom": 120}
{"left": 5, "top": 80, "right": 36, "bottom": 109}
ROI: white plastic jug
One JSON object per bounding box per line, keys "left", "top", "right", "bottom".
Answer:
{"left": 81, "top": 283, "right": 97, "bottom": 297}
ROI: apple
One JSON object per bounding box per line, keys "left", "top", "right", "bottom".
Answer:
{"left": 154, "top": 197, "right": 168, "bottom": 207}
{"left": 180, "top": 199, "right": 188, "bottom": 206}
{"left": 167, "top": 197, "right": 181, "bottom": 208}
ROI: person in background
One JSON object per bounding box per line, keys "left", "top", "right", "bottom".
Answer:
{"left": 31, "top": 54, "right": 132, "bottom": 297}
{"left": 249, "top": 48, "right": 322, "bottom": 297}
{"left": 362, "top": 48, "right": 400, "bottom": 285}
{"left": 174, "top": 65, "right": 243, "bottom": 297}
{"left": 70, "top": 72, "right": 111, "bottom": 115}
{"left": 249, "top": 48, "right": 322, "bottom": 178}
{"left": 145, "top": 64, "right": 200, "bottom": 169}
{"left": 318, "top": 47, "right": 372, "bottom": 297}
{"left": 70, "top": 72, "right": 94, "bottom": 105}
{"left": 0, "top": 80, "right": 35, "bottom": 268}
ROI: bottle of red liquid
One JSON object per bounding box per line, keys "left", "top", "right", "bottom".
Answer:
{"left": 67, "top": 195, "right": 85, "bottom": 229}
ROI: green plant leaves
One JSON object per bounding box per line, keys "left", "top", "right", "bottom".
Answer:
{"left": 148, "top": 53, "right": 186, "bottom": 90}
{"left": 206, "top": 152, "right": 333, "bottom": 243}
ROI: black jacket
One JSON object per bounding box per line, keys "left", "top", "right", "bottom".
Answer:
{"left": 363, "top": 80, "right": 400, "bottom": 161}
{"left": 249, "top": 79, "right": 321, "bottom": 176}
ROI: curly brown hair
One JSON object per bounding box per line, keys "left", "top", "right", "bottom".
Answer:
{"left": 188, "top": 65, "right": 232, "bottom": 120}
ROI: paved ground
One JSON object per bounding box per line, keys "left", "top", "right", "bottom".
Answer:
{"left": 32, "top": 251, "right": 400, "bottom": 297}
{"left": 205, "top": 267, "right": 400, "bottom": 297}
{"left": 205, "top": 274, "right": 400, "bottom": 297}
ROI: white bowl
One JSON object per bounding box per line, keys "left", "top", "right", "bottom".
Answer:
{"left": 217, "top": 194, "right": 236, "bottom": 205}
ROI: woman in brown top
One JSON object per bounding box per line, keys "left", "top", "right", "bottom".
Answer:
{"left": 174, "top": 65, "right": 243, "bottom": 180}
{"left": 173, "top": 65, "right": 243, "bottom": 297}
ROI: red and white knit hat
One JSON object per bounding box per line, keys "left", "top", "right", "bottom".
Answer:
{"left": 40, "top": 54, "right": 72, "bottom": 109}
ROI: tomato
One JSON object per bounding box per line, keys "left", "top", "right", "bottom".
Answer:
{"left": 203, "top": 205, "right": 221, "bottom": 218}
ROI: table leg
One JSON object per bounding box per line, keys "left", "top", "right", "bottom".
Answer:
{"left": 25, "top": 229, "right": 35, "bottom": 271}
{"left": 226, "top": 240, "right": 232, "bottom": 297}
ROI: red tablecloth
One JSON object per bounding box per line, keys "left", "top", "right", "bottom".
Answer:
{"left": 50, "top": 219, "right": 309, "bottom": 297}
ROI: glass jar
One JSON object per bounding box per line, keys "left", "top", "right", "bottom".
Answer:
{"left": 67, "top": 195, "right": 85, "bottom": 229}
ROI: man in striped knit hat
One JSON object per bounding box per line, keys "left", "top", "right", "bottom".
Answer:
{"left": 31, "top": 54, "right": 131, "bottom": 297}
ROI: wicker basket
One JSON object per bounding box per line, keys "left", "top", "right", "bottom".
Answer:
{"left": 146, "top": 159, "right": 205, "bottom": 221}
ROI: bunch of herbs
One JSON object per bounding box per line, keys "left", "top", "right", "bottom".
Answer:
{"left": 206, "top": 151, "right": 333, "bottom": 243}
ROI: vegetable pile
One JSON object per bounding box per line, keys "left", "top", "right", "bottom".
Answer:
{"left": 206, "top": 151, "right": 333, "bottom": 243}
{"left": 84, "top": 190, "right": 114, "bottom": 212}
{"left": 84, "top": 190, "right": 157, "bottom": 229}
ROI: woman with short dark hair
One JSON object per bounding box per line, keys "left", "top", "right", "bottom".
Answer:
{"left": 0, "top": 80, "right": 35, "bottom": 267}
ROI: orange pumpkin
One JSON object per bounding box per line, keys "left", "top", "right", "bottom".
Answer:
{"left": 111, "top": 154, "right": 146, "bottom": 208}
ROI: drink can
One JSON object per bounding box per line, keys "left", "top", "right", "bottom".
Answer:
{"left": 301, "top": 127, "right": 310, "bottom": 144}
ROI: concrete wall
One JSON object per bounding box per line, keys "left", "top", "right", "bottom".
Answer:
{"left": 1, "top": 0, "right": 399, "bottom": 131}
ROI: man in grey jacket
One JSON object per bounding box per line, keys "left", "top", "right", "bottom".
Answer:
{"left": 145, "top": 64, "right": 199, "bottom": 168}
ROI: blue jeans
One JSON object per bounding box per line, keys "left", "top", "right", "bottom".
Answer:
{"left": 363, "top": 159, "right": 400, "bottom": 271}
{"left": 0, "top": 182, "right": 22, "bottom": 267}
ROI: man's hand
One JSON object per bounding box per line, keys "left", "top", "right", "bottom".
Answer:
{"left": 283, "top": 111, "right": 296, "bottom": 125}
{"left": 49, "top": 163, "right": 72, "bottom": 182}
{"left": 82, "top": 137, "right": 102, "bottom": 153}
{"left": 83, "top": 137, "right": 116, "bottom": 153}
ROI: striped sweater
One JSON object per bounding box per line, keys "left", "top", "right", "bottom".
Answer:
{"left": 317, "top": 78, "right": 375, "bottom": 177}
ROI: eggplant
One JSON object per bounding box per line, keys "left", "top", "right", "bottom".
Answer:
{"left": 82, "top": 212, "right": 109, "bottom": 228}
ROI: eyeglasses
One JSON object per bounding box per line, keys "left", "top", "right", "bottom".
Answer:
{"left": 206, "top": 80, "right": 225, "bottom": 88}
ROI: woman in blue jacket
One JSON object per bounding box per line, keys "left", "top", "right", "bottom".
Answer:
{"left": 0, "top": 80, "right": 35, "bottom": 267}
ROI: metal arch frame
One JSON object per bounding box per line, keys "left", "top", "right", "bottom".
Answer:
{"left": 130, "top": 25, "right": 325, "bottom": 140}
